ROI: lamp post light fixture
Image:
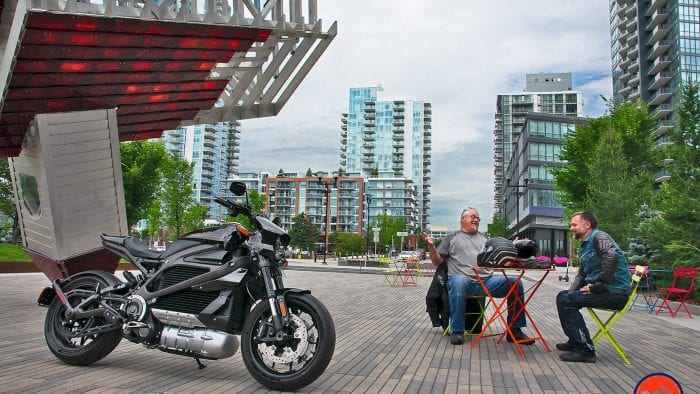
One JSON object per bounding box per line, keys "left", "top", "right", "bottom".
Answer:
{"left": 318, "top": 176, "right": 338, "bottom": 264}
{"left": 505, "top": 176, "right": 529, "bottom": 239}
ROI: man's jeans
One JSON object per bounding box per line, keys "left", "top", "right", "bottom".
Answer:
{"left": 446, "top": 274, "right": 526, "bottom": 334}
{"left": 556, "top": 290, "right": 628, "bottom": 353}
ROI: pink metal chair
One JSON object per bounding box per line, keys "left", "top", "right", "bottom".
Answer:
{"left": 655, "top": 266, "right": 698, "bottom": 318}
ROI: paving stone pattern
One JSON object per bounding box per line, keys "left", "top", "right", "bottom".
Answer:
{"left": 0, "top": 271, "right": 698, "bottom": 393}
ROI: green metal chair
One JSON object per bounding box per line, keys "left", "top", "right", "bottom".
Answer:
{"left": 378, "top": 257, "right": 398, "bottom": 286}
{"left": 586, "top": 265, "right": 644, "bottom": 365}
{"left": 443, "top": 296, "right": 493, "bottom": 338}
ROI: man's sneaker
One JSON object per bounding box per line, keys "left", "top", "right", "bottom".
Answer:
{"left": 507, "top": 328, "right": 536, "bottom": 345}
{"left": 559, "top": 350, "right": 596, "bottom": 363}
{"left": 556, "top": 342, "right": 574, "bottom": 351}
{"left": 450, "top": 332, "right": 464, "bottom": 345}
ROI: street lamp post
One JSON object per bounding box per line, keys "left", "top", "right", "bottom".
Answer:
{"left": 318, "top": 176, "right": 338, "bottom": 264}
{"left": 364, "top": 193, "right": 372, "bottom": 261}
{"left": 505, "top": 176, "right": 529, "bottom": 239}
{"left": 383, "top": 203, "right": 390, "bottom": 256}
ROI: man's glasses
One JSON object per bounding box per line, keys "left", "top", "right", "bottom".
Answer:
{"left": 461, "top": 210, "right": 480, "bottom": 221}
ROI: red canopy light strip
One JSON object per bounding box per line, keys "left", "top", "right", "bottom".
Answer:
{"left": 7, "top": 81, "right": 227, "bottom": 100}
{"left": 25, "top": 12, "right": 271, "bottom": 41}
{"left": 18, "top": 45, "right": 238, "bottom": 62}
{"left": 10, "top": 71, "right": 212, "bottom": 88}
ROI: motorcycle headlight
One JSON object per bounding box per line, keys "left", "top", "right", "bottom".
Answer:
{"left": 273, "top": 238, "right": 287, "bottom": 262}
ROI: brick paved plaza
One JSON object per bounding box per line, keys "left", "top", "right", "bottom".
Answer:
{"left": 0, "top": 267, "right": 698, "bottom": 393}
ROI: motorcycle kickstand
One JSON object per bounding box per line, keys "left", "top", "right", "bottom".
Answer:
{"left": 194, "top": 356, "right": 206, "bottom": 370}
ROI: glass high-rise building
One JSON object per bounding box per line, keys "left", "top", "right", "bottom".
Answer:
{"left": 493, "top": 73, "right": 583, "bottom": 216}
{"left": 163, "top": 121, "right": 241, "bottom": 221}
{"left": 340, "top": 87, "right": 431, "bottom": 230}
{"left": 609, "top": 0, "right": 700, "bottom": 147}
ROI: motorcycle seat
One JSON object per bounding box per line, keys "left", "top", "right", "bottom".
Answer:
{"left": 124, "top": 237, "right": 162, "bottom": 260}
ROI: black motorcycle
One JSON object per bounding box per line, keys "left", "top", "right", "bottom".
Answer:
{"left": 37, "top": 182, "right": 336, "bottom": 391}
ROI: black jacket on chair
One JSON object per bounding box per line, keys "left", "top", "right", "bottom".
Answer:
{"left": 426, "top": 263, "right": 450, "bottom": 330}
{"left": 425, "top": 263, "right": 484, "bottom": 334}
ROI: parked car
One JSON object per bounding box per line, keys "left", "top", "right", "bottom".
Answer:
{"left": 398, "top": 250, "right": 419, "bottom": 260}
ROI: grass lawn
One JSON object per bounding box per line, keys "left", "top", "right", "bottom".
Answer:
{"left": 0, "top": 243, "right": 30, "bottom": 262}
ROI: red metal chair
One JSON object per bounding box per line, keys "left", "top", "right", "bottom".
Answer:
{"left": 655, "top": 266, "right": 698, "bottom": 318}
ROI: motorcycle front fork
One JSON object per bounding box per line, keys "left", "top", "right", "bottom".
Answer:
{"left": 259, "top": 261, "right": 289, "bottom": 341}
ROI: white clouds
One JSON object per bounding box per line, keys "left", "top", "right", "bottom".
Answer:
{"left": 238, "top": 0, "right": 612, "bottom": 229}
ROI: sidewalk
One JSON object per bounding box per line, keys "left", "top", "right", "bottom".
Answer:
{"left": 1, "top": 266, "right": 698, "bottom": 393}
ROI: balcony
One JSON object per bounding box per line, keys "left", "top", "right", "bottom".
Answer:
{"left": 649, "top": 71, "right": 672, "bottom": 91}
{"left": 625, "top": 18, "right": 636, "bottom": 33}
{"left": 646, "top": 8, "right": 669, "bottom": 31}
{"left": 628, "top": 74, "right": 640, "bottom": 87}
{"left": 652, "top": 120, "right": 672, "bottom": 138}
{"left": 649, "top": 87, "right": 673, "bottom": 106}
{"left": 627, "top": 31, "right": 638, "bottom": 46}
{"left": 618, "top": 56, "right": 631, "bottom": 71}
{"left": 654, "top": 170, "right": 670, "bottom": 183}
{"left": 646, "top": 22, "right": 670, "bottom": 46}
{"left": 616, "top": 2, "right": 627, "bottom": 18}
{"left": 364, "top": 113, "right": 375, "bottom": 120}
{"left": 644, "top": 0, "right": 667, "bottom": 16}
{"left": 654, "top": 103, "right": 673, "bottom": 118}
{"left": 629, "top": 88, "right": 640, "bottom": 101}
{"left": 619, "top": 84, "right": 633, "bottom": 97}
{"left": 647, "top": 39, "right": 671, "bottom": 61}
{"left": 628, "top": 59, "right": 639, "bottom": 74}
{"left": 628, "top": 46, "right": 638, "bottom": 60}
{"left": 617, "top": 28, "right": 628, "bottom": 45}
{"left": 648, "top": 56, "right": 671, "bottom": 75}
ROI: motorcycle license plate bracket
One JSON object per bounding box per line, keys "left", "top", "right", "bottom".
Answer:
{"left": 37, "top": 286, "right": 56, "bottom": 307}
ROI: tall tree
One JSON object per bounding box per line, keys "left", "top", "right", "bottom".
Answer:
{"left": 486, "top": 214, "right": 509, "bottom": 238}
{"left": 582, "top": 132, "right": 652, "bottom": 249}
{"left": 120, "top": 140, "right": 167, "bottom": 230}
{"left": 371, "top": 213, "right": 406, "bottom": 251}
{"left": 289, "top": 213, "right": 319, "bottom": 251}
{"left": 160, "top": 152, "right": 195, "bottom": 237}
{"left": 183, "top": 204, "right": 209, "bottom": 234}
{"left": 329, "top": 232, "right": 364, "bottom": 255}
{"left": 554, "top": 100, "right": 659, "bottom": 214}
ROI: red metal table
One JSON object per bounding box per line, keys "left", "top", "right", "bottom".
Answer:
{"left": 470, "top": 267, "right": 553, "bottom": 357}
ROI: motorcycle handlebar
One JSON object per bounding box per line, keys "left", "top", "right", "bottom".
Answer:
{"left": 214, "top": 197, "right": 232, "bottom": 208}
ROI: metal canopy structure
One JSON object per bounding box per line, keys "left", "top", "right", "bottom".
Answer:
{"left": 0, "top": 0, "right": 336, "bottom": 157}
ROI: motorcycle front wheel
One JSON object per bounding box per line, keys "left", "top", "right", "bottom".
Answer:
{"left": 44, "top": 276, "right": 122, "bottom": 365}
{"left": 241, "top": 293, "right": 336, "bottom": 391}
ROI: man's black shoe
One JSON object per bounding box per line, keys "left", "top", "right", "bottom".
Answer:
{"left": 450, "top": 332, "right": 464, "bottom": 345}
{"left": 507, "top": 328, "right": 536, "bottom": 345}
{"left": 559, "top": 351, "right": 596, "bottom": 363}
{"left": 556, "top": 342, "right": 574, "bottom": 351}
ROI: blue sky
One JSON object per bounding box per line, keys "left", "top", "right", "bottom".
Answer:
{"left": 238, "top": 0, "right": 613, "bottom": 230}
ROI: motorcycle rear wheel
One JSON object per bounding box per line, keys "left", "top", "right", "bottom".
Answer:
{"left": 44, "top": 276, "right": 122, "bottom": 365}
{"left": 241, "top": 293, "right": 335, "bottom": 391}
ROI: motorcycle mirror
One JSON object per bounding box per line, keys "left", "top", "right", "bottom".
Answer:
{"left": 229, "top": 182, "right": 246, "bottom": 196}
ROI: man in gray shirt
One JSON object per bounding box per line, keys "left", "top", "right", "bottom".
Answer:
{"left": 422, "top": 207, "right": 535, "bottom": 345}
